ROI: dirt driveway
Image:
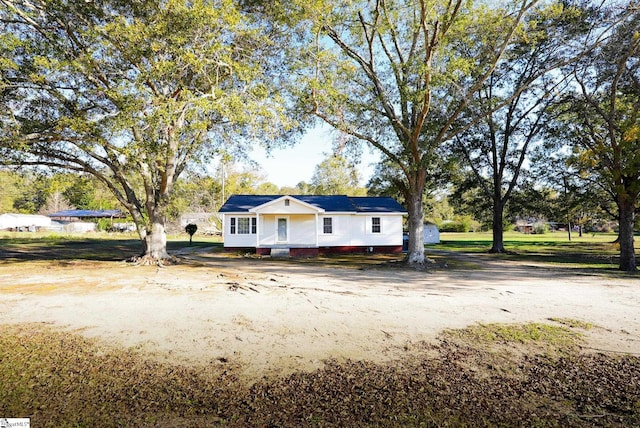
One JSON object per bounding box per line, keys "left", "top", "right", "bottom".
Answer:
{"left": 0, "top": 248, "right": 638, "bottom": 379}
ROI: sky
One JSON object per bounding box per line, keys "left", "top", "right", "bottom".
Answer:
{"left": 249, "top": 125, "right": 380, "bottom": 188}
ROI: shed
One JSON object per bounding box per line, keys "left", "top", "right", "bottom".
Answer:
{"left": 423, "top": 222, "right": 440, "bottom": 244}
{"left": 0, "top": 213, "right": 52, "bottom": 231}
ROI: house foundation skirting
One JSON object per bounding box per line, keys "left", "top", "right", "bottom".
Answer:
{"left": 225, "top": 246, "right": 403, "bottom": 257}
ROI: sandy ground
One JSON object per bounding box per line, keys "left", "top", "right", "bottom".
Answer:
{"left": 0, "top": 249, "right": 639, "bottom": 379}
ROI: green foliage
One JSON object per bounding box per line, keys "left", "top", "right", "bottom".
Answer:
{"left": 448, "top": 172, "right": 494, "bottom": 227}
{"left": 0, "top": 0, "right": 299, "bottom": 257}
{"left": 424, "top": 195, "right": 455, "bottom": 225}
{"left": 533, "top": 222, "right": 549, "bottom": 235}
{"left": 0, "top": 170, "right": 24, "bottom": 212}
{"left": 0, "top": 170, "right": 35, "bottom": 213}
{"left": 310, "top": 155, "right": 365, "bottom": 195}
{"left": 278, "top": 0, "right": 542, "bottom": 263}
{"left": 439, "top": 221, "right": 465, "bottom": 233}
{"left": 0, "top": 170, "right": 121, "bottom": 214}
{"left": 552, "top": 4, "right": 640, "bottom": 271}
{"left": 439, "top": 215, "right": 477, "bottom": 233}
{"left": 449, "top": 1, "right": 594, "bottom": 253}
{"left": 222, "top": 163, "right": 273, "bottom": 196}
{"left": 95, "top": 218, "right": 110, "bottom": 232}
{"left": 166, "top": 162, "right": 279, "bottom": 221}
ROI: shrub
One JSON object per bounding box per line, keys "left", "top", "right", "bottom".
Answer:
{"left": 533, "top": 222, "right": 549, "bottom": 234}
{"left": 439, "top": 216, "right": 479, "bottom": 233}
{"left": 439, "top": 221, "right": 465, "bottom": 232}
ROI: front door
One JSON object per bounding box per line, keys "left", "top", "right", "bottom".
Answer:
{"left": 277, "top": 217, "right": 288, "bottom": 242}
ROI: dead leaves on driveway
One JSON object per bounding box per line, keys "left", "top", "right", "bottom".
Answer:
{"left": 0, "top": 323, "right": 638, "bottom": 427}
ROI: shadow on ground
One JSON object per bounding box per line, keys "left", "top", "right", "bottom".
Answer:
{"left": 0, "top": 236, "right": 219, "bottom": 262}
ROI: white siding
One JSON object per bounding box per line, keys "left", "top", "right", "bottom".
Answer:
{"left": 350, "top": 214, "right": 403, "bottom": 246}
{"left": 318, "top": 215, "right": 348, "bottom": 246}
{"left": 223, "top": 212, "right": 403, "bottom": 248}
{"left": 253, "top": 197, "right": 321, "bottom": 215}
{"left": 256, "top": 214, "right": 318, "bottom": 246}
{"left": 319, "top": 214, "right": 402, "bottom": 247}
{"left": 289, "top": 216, "right": 316, "bottom": 246}
{"left": 222, "top": 214, "right": 258, "bottom": 247}
{"left": 259, "top": 215, "right": 274, "bottom": 245}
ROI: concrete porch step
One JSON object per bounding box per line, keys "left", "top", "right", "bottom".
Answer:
{"left": 270, "top": 248, "right": 290, "bottom": 258}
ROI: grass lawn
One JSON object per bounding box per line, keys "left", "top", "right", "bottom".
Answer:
{"left": 434, "top": 231, "right": 639, "bottom": 270}
{"left": 1, "top": 229, "right": 638, "bottom": 271}
{"left": 0, "top": 231, "right": 223, "bottom": 263}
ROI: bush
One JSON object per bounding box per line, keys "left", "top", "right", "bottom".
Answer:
{"left": 533, "top": 222, "right": 549, "bottom": 234}
{"left": 439, "top": 216, "right": 479, "bottom": 233}
{"left": 97, "top": 218, "right": 111, "bottom": 231}
{"left": 439, "top": 221, "right": 466, "bottom": 232}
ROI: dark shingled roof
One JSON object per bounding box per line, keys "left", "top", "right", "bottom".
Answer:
{"left": 219, "top": 195, "right": 406, "bottom": 213}
{"left": 349, "top": 196, "right": 407, "bottom": 213}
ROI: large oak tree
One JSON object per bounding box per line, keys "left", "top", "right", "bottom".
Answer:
{"left": 288, "top": 0, "right": 541, "bottom": 266}
{"left": 0, "top": 0, "right": 294, "bottom": 261}
{"left": 451, "top": 4, "right": 590, "bottom": 253}
{"left": 559, "top": 4, "right": 640, "bottom": 272}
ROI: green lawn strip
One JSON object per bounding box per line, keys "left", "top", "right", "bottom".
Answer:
{"left": 441, "top": 321, "right": 585, "bottom": 352}
{"left": 436, "top": 231, "right": 637, "bottom": 270}
{"left": 0, "top": 231, "right": 637, "bottom": 272}
{"left": 0, "top": 232, "right": 223, "bottom": 263}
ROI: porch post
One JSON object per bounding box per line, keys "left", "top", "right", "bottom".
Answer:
{"left": 315, "top": 213, "right": 319, "bottom": 247}
{"left": 255, "top": 213, "right": 260, "bottom": 248}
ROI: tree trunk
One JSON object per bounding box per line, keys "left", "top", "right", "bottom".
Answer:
{"left": 618, "top": 199, "right": 637, "bottom": 272}
{"left": 490, "top": 201, "right": 506, "bottom": 253}
{"left": 405, "top": 191, "right": 426, "bottom": 266}
{"left": 143, "top": 220, "right": 169, "bottom": 260}
{"left": 135, "top": 216, "right": 170, "bottom": 264}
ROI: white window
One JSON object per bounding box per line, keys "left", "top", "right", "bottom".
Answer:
{"left": 238, "top": 218, "right": 250, "bottom": 234}
{"left": 229, "top": 217, "right": 256, "bottom": 234}
{"left": 323, "top": 217, "right": 333, "bottom": 234}
{"left": 371, "top": 217, "right": 381, "bottom": 233}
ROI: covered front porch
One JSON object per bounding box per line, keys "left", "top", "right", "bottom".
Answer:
{"left": 248, "top": 196, "right": 327, "bottom": 252}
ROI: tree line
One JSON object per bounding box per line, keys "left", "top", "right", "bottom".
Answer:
{"left": 0, "top": 155, "right": 366, "bottom": 221}
{"left": 1, "top": 0, "right": 638, "bottom": 270}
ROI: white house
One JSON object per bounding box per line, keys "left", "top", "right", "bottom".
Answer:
{"left": 219, "top": 195, "right": 407, "bottom": 256}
